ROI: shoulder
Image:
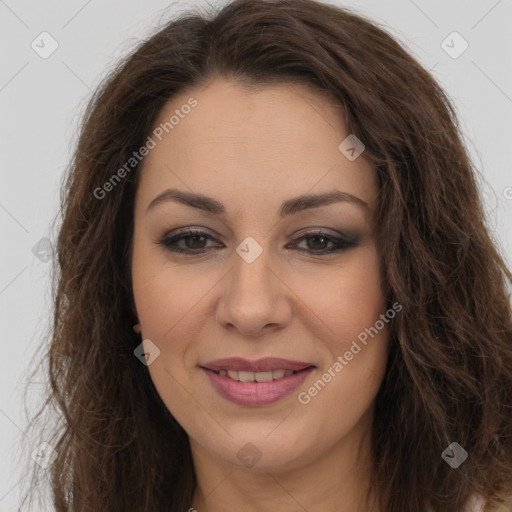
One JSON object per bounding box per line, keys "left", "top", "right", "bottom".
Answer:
{"left": 467, "top": 494, "right": 486, "bottom": 512}
{"left": 469, "top": 493, "right": 512, "bottom": 512}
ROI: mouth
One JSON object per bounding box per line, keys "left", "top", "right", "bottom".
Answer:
{"left": 200, "top": 357, "right": 315, "bottom": 382}
{"left": 199, "top": 357, "right": 316, "bottom": 406}
{"left": 208, "top": 368, "right": 306, "bottom": 382}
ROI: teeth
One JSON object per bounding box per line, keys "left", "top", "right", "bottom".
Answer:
{"left": 239, "top": 370, "right": 255, "bottom": 382}
{"left": 218, "top": 369, "right": 298, "bottom": 382}
{"left": 255, "top": 371, "right": 273, "bottom": 382}
{"left": 272, "top": 369, "right": 285, "bottom": 379}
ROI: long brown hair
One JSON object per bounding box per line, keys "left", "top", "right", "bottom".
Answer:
{"left": 20, "top": 0, "right": 512, "bottom": 510}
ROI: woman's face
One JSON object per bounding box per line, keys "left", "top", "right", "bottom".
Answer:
{"left": 131, "top": 78, "right": 390, "bottom": 471}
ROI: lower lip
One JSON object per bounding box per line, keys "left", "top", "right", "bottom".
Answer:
{"left": 201, "top": 367, "right": 315, "bottom": 406}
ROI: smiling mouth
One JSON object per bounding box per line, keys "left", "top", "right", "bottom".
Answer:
{"left": 214, "top": 368, "right": 292, "bottom": 381}
{"left": 201, "top": 362, "right": 316, "bottom": 406}
{"left": 206, "top": 367, "right": 314, "bottom": 382}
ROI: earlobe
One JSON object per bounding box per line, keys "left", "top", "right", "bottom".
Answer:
{"left": 130, "top": 295, "right": 141, "bottom": 334}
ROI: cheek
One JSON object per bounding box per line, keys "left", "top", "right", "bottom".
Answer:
{"left": 293, "top": 245, "right": 386, "bottom": 348}
{"left": 131, "top": 250, "right": 214, "bottom": 345}
{"left": 292, "top": 245, "right": 389, "bottom": 402}
{"left": 131, "top": 264, "right": 209, "bottom": 422}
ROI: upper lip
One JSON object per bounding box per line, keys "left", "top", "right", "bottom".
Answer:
{"left": 201, "top": 357, "right": 315, "bottom": 372}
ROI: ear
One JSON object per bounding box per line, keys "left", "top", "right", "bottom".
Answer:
{"left": 130, "top": 301, "right": 141, "bottom": 334}
{"left": 128, "top": 290, "right": 139, "bottom": 326}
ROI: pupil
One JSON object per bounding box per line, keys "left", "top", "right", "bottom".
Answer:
{"left": 308, "top": 235, "right": 327, "bottom": 250}
{"left": 187, "top": 235, "right": 206, "bottom": 249}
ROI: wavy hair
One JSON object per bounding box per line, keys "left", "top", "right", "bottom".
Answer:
{"left": 21, "top": 0, "right": 512, "bottom": 510}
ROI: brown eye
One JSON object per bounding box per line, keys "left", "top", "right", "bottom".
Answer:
{"left": 289, "top": 231, "right": 357, "bottom": 255}
{"left": 305, "top": 234, "right": 331, "bottom": 251}
{"left": 157, "top": 229, "right": 219, "bottom": 255}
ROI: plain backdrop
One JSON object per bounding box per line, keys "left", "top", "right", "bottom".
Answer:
{"left": 1, "top": 0, "right": 511, "bottom": 509}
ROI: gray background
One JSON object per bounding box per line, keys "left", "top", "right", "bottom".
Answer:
{"left": 1, "top": 0, "right": 511, "bottom": 509}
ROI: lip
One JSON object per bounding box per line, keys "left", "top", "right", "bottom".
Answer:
{"left": 201, "top": 357, "right": 313, "bottom": 372}
{"left": 200, "top": 358, "right": 316, "bottom": 406}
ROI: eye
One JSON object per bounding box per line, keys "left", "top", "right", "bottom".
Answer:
{"left": 156, "top": 228, "right": 219, "bottom": 254}
{"left": 288, "top": 230, "right": 358, "bottom": 254}
{"left": 156, "top": 228, "right": 358, "bottom": 256}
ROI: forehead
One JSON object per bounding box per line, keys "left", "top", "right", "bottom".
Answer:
{"left": 135, "top": 78, "right": 378, "bottom": 219}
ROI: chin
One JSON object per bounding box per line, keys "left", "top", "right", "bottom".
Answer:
{"left": 213, "top": 426, "right": 315, "bottom": 470}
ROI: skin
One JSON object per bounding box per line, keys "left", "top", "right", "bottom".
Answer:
{"left": 131, "top": 77, "right": 389, "bottom": 512}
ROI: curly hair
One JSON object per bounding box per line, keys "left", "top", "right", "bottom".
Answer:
{"left": 21, "top": 0, "right": 512, "bottom": 510}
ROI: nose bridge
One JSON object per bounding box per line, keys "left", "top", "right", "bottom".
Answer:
{"left": 231, "top": 235, "right": 274, "bottom": 303}
{"left": 217, "top": 234, "right": 290, "bottom": 335}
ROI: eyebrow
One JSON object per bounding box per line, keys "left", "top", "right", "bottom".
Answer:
{"left": 145, "top": 188, "right": 369, "bottom": 218}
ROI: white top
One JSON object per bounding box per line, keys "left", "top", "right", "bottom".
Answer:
{"left": 466, "top": 494, "right": 486, "bottom": 512}
{"left": 427, "top": 495, "right": 485, "bottom": 512}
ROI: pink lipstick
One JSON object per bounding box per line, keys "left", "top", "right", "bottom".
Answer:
{"left": 200, "top": 357, "right": 315, "bottom": 406}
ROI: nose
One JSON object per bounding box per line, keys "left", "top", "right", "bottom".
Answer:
{"left": 215, "top": 241, "right": 292, "bottom": 337}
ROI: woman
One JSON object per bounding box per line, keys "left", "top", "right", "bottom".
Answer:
{"left": 22, "top": 0, "right": 512, "bottom": 510}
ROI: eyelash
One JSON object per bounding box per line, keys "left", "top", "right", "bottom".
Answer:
{"left": 156, "top": 228, "right": 357, "bottom": 256}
